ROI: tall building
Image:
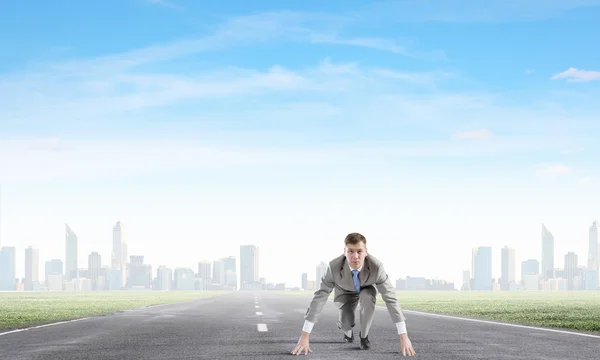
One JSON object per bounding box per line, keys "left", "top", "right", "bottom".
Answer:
{"left": 212, "top": 259, "right": 224, "bottom": 285}
{"left": 521, "top": 259, "right": 539, "bottom": 283}
{"left": 240, "top": 245, "right": 259, "bottom": 288}
{"left": 198, "top": 260, "right": 211, "bottom": 289}
{"left": 65, "top": 224, "right": 78, "bottom": 280}
{"left": 128, "top": 255, "right": 152, "bottom": 288}
{"left": 564, "top": 252, "right": 578, "bottom": 290}
{"left": 472, "top": 246, "right": 492, "bottom": 290}
{"left": 45, "top": 259, "right": 63, "bottom": 283}
{"left": 0, "top": 185, "right": 3, "bottom": 248}
{"left": 24, "top": 246, "right": 40, "bottom": 291}
{"left": 0, "top": 246, "right": 16, "bottom": 290}
{"left": 500, "top": 246, "right": 515, "bottom": 291}
{"left": 588, "top": 221, "right": 599, "bottom": 276}
{"left": 222, "top": 256, "right": 237, "bottom": 288}
{"left": 461, "top": 269, "right": 471, "bottom": 290}
{"left": 112, "top": 221, "right": 127, "bottom": 287}
{"left": 315, "top": 262, "right": 327, "bottom": 286}
{"left": 301, "top": 273, "right": 308, "bottom": 290}
{"left": 541, "top": 224, "right": 554, "bottom": 281}
{"left": 88, "top": 252, "right": 102, "bottom": 290}
{"left": 157, "top": 266, "right": 173, "bottom": 290}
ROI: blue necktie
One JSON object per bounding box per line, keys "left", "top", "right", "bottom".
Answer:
{"left": 352, "top": 270, "right": 360, "bottom": 293}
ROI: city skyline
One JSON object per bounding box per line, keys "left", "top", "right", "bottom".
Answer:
{"left": 1, "top": 214, "right": 598, "bottom": 290}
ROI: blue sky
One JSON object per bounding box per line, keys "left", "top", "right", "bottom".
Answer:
{"left": 1, "top": 0, "right": 600, "bottom": 287}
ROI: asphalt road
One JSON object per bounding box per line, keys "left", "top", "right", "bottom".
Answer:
{"left": 0, "top": 291, "right": 599, "bottom": 359}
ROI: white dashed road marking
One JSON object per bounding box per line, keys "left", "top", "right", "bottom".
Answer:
{"left": 257, "top": 323, "right": 268, "bottom": 332}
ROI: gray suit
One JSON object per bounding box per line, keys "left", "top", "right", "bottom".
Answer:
{"left": 304, "top": 254, "right": 406, "bottom": 336}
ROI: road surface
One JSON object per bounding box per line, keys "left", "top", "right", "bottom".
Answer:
{"left": 0, "top": 291, "right": 598, "bottom": 359}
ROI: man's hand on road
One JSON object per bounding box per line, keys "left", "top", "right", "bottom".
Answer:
{"left": 291, "top": 333, "right": 312, "bottom": 356}
{"left": 400, "top": 333, "right": 416, "bottom": 356}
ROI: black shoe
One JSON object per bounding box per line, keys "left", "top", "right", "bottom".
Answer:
{"left": 343, "top": 331, "right": 354, "bottom": 343}
{"left": 359, "top": 332, "right": 371, "bottom": 350}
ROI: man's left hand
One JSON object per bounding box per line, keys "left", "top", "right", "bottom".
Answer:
{"left": 400, "top": 334, "right": 416, "bottom": 356}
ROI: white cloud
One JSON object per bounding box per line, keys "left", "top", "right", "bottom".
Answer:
{"left": 452, "top": 129, "right": 494, "bottom": 140}
{"left": 551, "top": 67, "right": 600, "bottom": 82}
{"left": 560, "top": 147, "right": 584, "bottom": 154}
{"left": 147, "top": 0, "right": 182, "bottom": 10}
{"left": 535, "top": 164, "right": 571, "bottom": 175}
{"left": 360, "top": 0, "right": 600, "bottom": 23}
{"left": 578, "top": 177, "right": 600, "bottom": 185}
{"left": 374, "top": 68, "right": 455, "bottom": 85}
{"left": 38, "top": 10, "right": 434, "bottom": 77}
{"left": 525, "top": 69, "right": 535, "bottom": 74}
{"left": 309, "top": 34, "right": 446, "bottom": 60}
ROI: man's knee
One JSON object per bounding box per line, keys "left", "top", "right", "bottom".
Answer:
{"left": 338, "top": 310, "right": 355, "bottom": 330}
{"left": 359, "top": 286, "right": 377, "bottom": 307}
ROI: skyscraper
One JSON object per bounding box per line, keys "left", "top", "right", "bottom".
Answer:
{"left": 24, "top": 246, "right": 39, "bottom": 291}
{"left": 88, "top": 252, "right": 102, "bottom": 290}
{"left": 112, "top": 221, "right": 127, "bottom": 287}
{"left": 541, "top": 224, "right": 554, "bottom": 281}
{"left": 472, "top": 246, "right": 492, "bottom": 290}
{"left": 240, "top": 245, "right": 259, "bottom": 287}
{"left": 65, "top": 224, "right": 78, "bottom": 281}
{"left": 0, "top": 246, "right": 16, "bottom": 290}
{"left": 500, "top": 246, "right": 515, "bottom": 291}
{"left": 0, "top": 184, "right": 3, "bottom": 248}
{"left": 564, "top": 252, "right": 578, "bottom": 290}
{"left": 316, "top": 262, "right": 327, "bottom": 286}
{"left": 588, "top": 221, "right": 599, "bottom": 272}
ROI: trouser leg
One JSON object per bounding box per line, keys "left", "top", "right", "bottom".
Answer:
{"left": 358, "top": 285, "right": 377, "bottom": 337}
{"left": 336, "top": 294, "right": 359, "bottom": 332}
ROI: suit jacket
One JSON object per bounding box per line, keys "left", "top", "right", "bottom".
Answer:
{"left": 304, "top": 254, "right": 406, "bottom": 324}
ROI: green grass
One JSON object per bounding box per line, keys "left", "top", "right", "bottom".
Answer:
{"left": 0, "top": 291, "right": 228, "bottom": 331}
{"left": 387, "top": 291, "right": 600, "bottom": 333}
{"left": 277, "top": 290, "right": 600, "bottom": 333}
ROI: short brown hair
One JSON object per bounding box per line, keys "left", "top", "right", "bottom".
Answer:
{"left": 345, "top": 232, "right": 366, "bottom": 245}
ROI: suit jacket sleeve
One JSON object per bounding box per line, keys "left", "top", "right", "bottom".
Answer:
{"left": 304, "top": 264, "right": 335, "bottom": 323}
{"left": 374, "top": 264, "right": 406, "bottom": 323}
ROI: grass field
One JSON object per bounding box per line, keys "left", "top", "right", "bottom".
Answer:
{"left": 280, "top": 290, "right": 600, "bottom": 333}
{"left": 0, "top": 291, "right": 228, "bottom": 331}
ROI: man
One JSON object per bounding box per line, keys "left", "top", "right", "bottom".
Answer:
{"left": 291, "top": 232, "right": 416, "bottom": 356}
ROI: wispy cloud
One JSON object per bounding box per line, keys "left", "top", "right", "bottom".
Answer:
{"left": 560, "top": 146, "right": 584, "bottom": 154}
{"left": 147, "top": 0, "right": 182, "bottom": 10}
{"left": 39, "top": 11, "right": 436, "bottom": 76}
{"left": 452, "top": 129, "right": 495, "bottom": 140}
{"left": 535, "top": 164, "right": 571, "bottom": 175}
{"left": 525, "top": 69, "right": 535, "bottom": 75}
{"left": 0, "top": 56, "right": 460, "bottom": 128}
{"left": 374, "top": 68, "right": 455, "bottom": 85}
{"left": 310, "top": 34, "right": 446, "bottom": 60}
{"left": 360, "top": 0, "right": 600, "bottom": 23}
{"left": 578, "top": 176, "right": 600, "bottom": 185}
{"left": 551, "top": 67, "right": 600, "bottom": 82}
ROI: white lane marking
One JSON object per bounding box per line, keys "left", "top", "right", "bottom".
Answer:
{"left": 256, "top": 312, "right": 262, "bottom": 315}
{"left": 255, "top": 305, "right": 259, "bottom": 308}
{"left": 0, "top": 317, "right": 91, "bottom": 337}
{"left": 257, "top": 323, "right": 268, "bottom": 332}
{"left": 400, "top": 309, "right": 600, "bottom": 339}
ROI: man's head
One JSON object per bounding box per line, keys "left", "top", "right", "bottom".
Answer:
{"left": 344, "top": 232, "right": 368, "bottom": 270}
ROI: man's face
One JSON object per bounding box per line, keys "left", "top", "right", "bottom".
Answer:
{"left": 344, "top": 242, "right": 368, "bottom": 269}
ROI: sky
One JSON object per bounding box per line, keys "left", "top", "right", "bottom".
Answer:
{"left": 1, "top": 0, "right": 600, "bottom": 289}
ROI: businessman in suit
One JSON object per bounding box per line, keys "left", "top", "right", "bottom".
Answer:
{"left": 290, "top": 232, "right": 416, "bottom": 356}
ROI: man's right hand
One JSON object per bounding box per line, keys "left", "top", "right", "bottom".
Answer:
{"left": 290, "top": 333, "right": 312, "bottom": 355}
